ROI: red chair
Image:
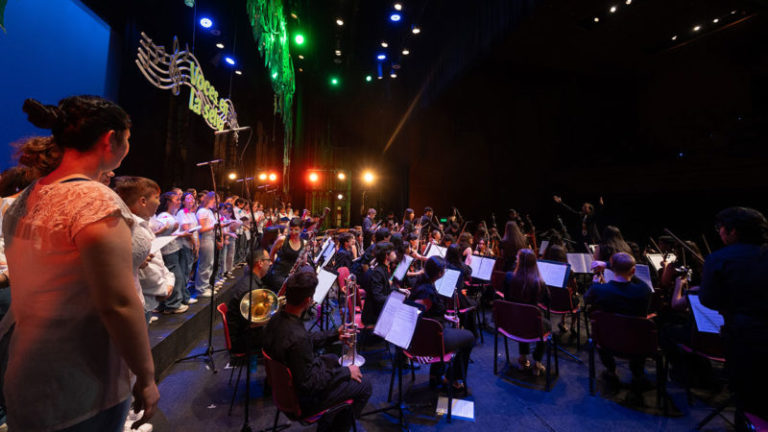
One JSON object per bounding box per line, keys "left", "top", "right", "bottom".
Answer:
{"left": 588, "top": 311, "right": 667, "bottom": 412}
{"left": 262, "top": 350, "right": 357, "bottom": 431}
{"left": 745, "top": 413, "right": 768, "bottom": 431}
{"left": 216, "top": 303, "right": 249, "bottom": 416}
{"left": 547, "top": 283, "right": 588, "bottom": 351}
{"left": 492, "top": 300, "right": 558, "bottom": 391}
{"left": 397, "top": 318, "right": 460, "bottom": 423}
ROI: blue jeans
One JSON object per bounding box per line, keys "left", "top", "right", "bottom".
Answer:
{"left": 55, "top": 398, "right": 130, "bottom": 432}
{"left": 161, "top": 250, "right": 184, "bottom": 309}
{"left": 178, "top": 247, "right": 194, "bottom": 303}
{"left": 194, "top": 233, "right": 215, "bottom": 292}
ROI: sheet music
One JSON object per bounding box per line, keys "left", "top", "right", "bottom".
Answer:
{"left": 635, "top": 264, "right": 654, "bottom": 291}
{"left": 393, "top": 255, "right": 414, "bottom": 281}
{"left": 172, "top": 225, "right": 201, "bottom": 235}
{"left": 688, "top": 294, "right": 724, "bottom": 334}
{"left": 468, "top": 256, "right": 496, "bottom": 281}
{"left": 373, "top": 291, "right": 420, "bottom": 348}
{"left": 539, "top": 240, "right": 549, "bottom": 256}
{"left": 537, "top": 260, "right": 570, "bottom": 289}
{"left": 313, "top": 269, "right": 337, "bottom": 304}
{"left": 646, "top": 253, "right": 677, "bottom": 272}
{"left": 425, "top": 244, "right": 446, "bottom": 259}
{"left": 604, "top": 269, "right": 615, "bottom": 282}
{"left": 150, "top": 236, "right": 176, "bottom": 255}
{"left": 436, "top": 397, "right": 475, "bottom": 421}
{"left": 314, "top": 238, "right": 332, "bottom": 264}
{"left": 435, "top": 268, "right": 461, "bottom": 297}
{"left": 322, "top": 242, "right": 336, "bottom": 263}
{"left": 567, "top": 253, "right": 593, "bottom": 274}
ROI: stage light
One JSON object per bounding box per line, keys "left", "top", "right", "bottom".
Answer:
{"left": 402, "top": 49, "right": 410, "bottom": 55}
{"left": 225, "top": 56, "right": 236, "bottom": 65}
{"left": 338, "top": 172, "right": 346, "bottom": 180}
{"left": 298, "top": 54, "right": 304, "bottom": 60}
{"left": 308, "top": 172, "right": 319, "bottom": 183}
{"left": 713, "top": 18, "right": 719, "bottom": 23}
{"left": 330, "top": 76, "right": 339, "bottom": 86}
{"left": 412, "top": 26, "right": 421, "bottom": 34}
{"left": 394, "top": 3, "right": 403, "bottom": 11}
{"left": 184, "top": 0, "right": 195, "bottom": 7}
{"left": 390, "top": 72, "right": 397, "bottom": 78}
{"left": 216, "top": 42, "right": 224, "bottom": 49}
{"left": 268, "top": 173, "right": 277, "bottom": 182}
{"left": 294, "top": 33, "right": 305, "bottom": 45}
{"left": 336, "top": 18, "right": 344, "bottom": 26}
{"left": 381, "top": 41, "right": 389, "bottom": 48}
{"left": 625, "top": 0, "right": 631, "bottom": 4}
{"left": 377, "top": 53, "right": 386, "bottom": 60}
{"left": 365, "top": 75, "right": 372, "bottom": 82}
{"left": 337, "top": 194, "right": 344, "bottom": 200}
{"left": 362, "top": 171, "right": 375, "bottom": 185}
{"left": 693, "top": 25, "right": 701, "bottom": 31}
{"left": 671, "top": 35, "right": 678, "bottom": 41}
{"left": 258, "top": 173, "right": 268, "bottom": 181}
{"left": 200, "top": 18, "right": 213, "bottom": 28}
{"left": 272, "top": 72, "right": 278, "bottom": 79}
{"left": 378, "top": 76, "right": 383, "bottom": 80}
{"left": 731, "top": 10, "right": 737, "bottom": 14}
{"left": 390, "top": 13, "right": 401, "bottom": 22}
{"left": 335, "top": 50, "right": 342, "bottom": 56}
{"left": 609, "top": 6, "right": 617, "bottom": 13}
{"left": 235, "top": 70, "right": 242, "bottom": 75}
{"left": 299, "top": 68, "right": 304, "bottom": 72}
{"left": 228, "top": 172, "right": 237, "bottom": 180}
{"left": 290, "top": 12, "right": 298, "bottom": 19}
{"left": 593, "top": 17, "right": 600, "bottom": 22}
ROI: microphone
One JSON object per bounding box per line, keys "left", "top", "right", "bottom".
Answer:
{"left": 214, "top": 126, "right": 251, "bottom": 135}
{"left": 196, "top": 159, "right": 223, "bottom": 167}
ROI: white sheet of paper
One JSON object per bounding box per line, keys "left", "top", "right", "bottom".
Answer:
{"left": 322, "top": 242, "right": 336, "bottom": 262}
{"left": 173, "top": 225, "right": 201, "bottom": 235}
{"left": 688, "top": 294, "right": 724, "bottom": 334}
{"left": 635, "top": 264, "right": 654, "bottom": 291}
{"left": 537, "top": 260, "right": 569, "bottom": 289}
{"left": 604, "top": 269, "right": 616, "bottom": 282}
{"left": 567, "top": 253, "right": 593, "bottom": 274}
{"left": 468, "top": 256, "right": 495, "bottom": 281}
{"left": 373, "top": 291, "right": 405, "bottom": 339}
{"left": 539, "top": 240, "right": 549, "bottom": 256}
{"left": 436, "top": 397, "right": 475, "bottom": 421}
{"left": 426, "top": 244, "right": 446, "bottom": 259}
{"left": 646, "top": 253, "right": 677, "bottom": 272}
{"left": 313, "top": 269, "right": 337, "bottom": 304}
{"left": 388, "top": 303, "right": 421, "bottom": 349}
{"left": 314, "top": 239, "right": 332, "bottom": 263}
{"left": 435, "top": 268, "right": 461, "bottom": 297}
{"left": 393, "top": 255, "right": 414, "bottom": 281}
{"left": 150, "top": 236, "right": 177, "bottom": 255}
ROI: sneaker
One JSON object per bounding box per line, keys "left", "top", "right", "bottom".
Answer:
{"left": 226, "top": 272, "right": 235, "bottom": 279}
{"left": 163, "top": 304, "right": 189, "bottom": 314}
{"left": 187, "top": 298, "right": 199, "bottom": 304}
{"left": 197, "top": 288, "right": 213, "bottom": 298}
{"left": 532, "top": 361, "right": 546, "bottom": 376}
{"left": 148, "top": 316, "right": 159, "bottom": 324}
{"left": 214, "top": 280, "right": 225, "bottom": 288}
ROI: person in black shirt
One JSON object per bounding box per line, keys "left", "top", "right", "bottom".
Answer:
{"left": 225, "top": 248, "right": 272, "bottom": 354}
{"left": 700, "top": 207, "right": 768, "bottom": 419}
{"left": 419, "top": 206, "right": 439, "bottom": 241}
{"left": 584, "top": 252, "right": 652, "bottom": 387}
{"left": 265, "top": 218, "right": 305, "bottom": 292}
{"left": 333, "top": 232, "right": 354, "bottom": 272}
{"left": 410, "top": 257, "right": 475, "bottom": 390}
{"left": 402, "top": 208, "right": 415, "bottom": 235}
{"left": 362, "top": 208, "right": 377, "bottom": 249}
{"left": 262, "top": 268, "right": 372, "bottom": 431}
{"left": 361, "top": 242, "right": 396, "bottom": 326}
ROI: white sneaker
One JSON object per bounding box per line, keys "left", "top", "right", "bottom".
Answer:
{"left": 187, "top": 298, "right": 199, "bottom": 304}
{"left": 148, "top": 316, "right": 159, "bottom": 324}
{"left": 162, "top": 304, "right": 189, "bottom": 314}
{"left": 197, "top": 288, "right": 213, "bottom": 298}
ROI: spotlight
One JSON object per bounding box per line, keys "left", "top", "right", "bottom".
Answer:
{"left": 390, "top": 72, "right": 397, "bottom": 78}
{"left": 671, "top": 35, "right": 678, "bottom": 41}
{"left": 224, "top": 56, "right": 236, "bottom": 65}
{"left": 362, "top": 171, "right": 375, "bottom": 185}
{"left": 272, "top": 71, "right": 278, "bottom": 79}
{"left": 298, "top": 54, "right": 304, "bottom": 59}
{"left": 216, "top": 42, "right": 224, "bottom": 49}
{"left": 258, "top": 173, "right": 268, "bottom": 181}
{"left": 200, "top": 18, "right": 213, "bottom": 28}
{"left": 337, "top": 194, "right": 344, "bottom": 200}
{"left": 290, "top": 12, "right": 298, "bottom": 19}
{"left": 693, "top": 25, "right": 701, "bottom": 31}
{"left": 394, "top": 3, "right": 402, "bottom": 11}
{"left": 609, "top": 6, "right": 617, "bottom": 13}
{"left": 330, "top": 76, "right": 339, "bottom": 86}
{"left": 377, "top": 53, "right": 386, "bottom": 60}
{"left": 335, "top": 50, "right": 342, "bottom": 56}
{"left": 593, "top": 17, "right": 600, "bottom": 22}
{"left": 365, "top": 75, "right": 372, "bottom": 82}
{"left": 377, "top": 76, "right": 383, "bottom": 80}
{"left": 336, "top": 18, "right": 344, "bottom": 26}
{"left": 228, "top": 172, "right": 237, "bottom": 180}
{"left": 402, "top": 49, "right": 410, "bottom": 55}
{"left": 268, "top": 173, "right": 277, "bottom": 182}
{"left": 625, "top": 0, "right": 631, "bottom": 4}
{"left": 381, "top": 41, "right": 389, "bottom": 48}
{"left": 337, "top": 172, "right": 346, "bottom": 180}
{"left": 235, "top": 70, "right": 242, "bottom": 75}
{"left": 390, "top": 13, "right": 401, "bottom": 22}
{"left": 731, "top": 10, "right": 737, "bottom": 14}
{"left": 713, "top": 18, "right": 719, "bottom": 23}
{"left": 294, "top": 33, "right": 305, "bottom": 45}
{"left": 412, "top": 26, "right": 421, "bottom": 34}
{"left": 308, "top": 172, "right": 319, "bottom": 183}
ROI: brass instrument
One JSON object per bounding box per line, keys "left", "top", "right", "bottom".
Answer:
{"left": 239, "top": 288, "right": 280, "bottom": 324}
{"left": 339, "top": 274, "right": 365, "bottom": 367}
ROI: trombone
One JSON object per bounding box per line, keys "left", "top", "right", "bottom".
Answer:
{"left": 339, "top": 274, "right": 365, "bottom": 367}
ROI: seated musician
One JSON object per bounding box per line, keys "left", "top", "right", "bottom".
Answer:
{"left": 332, "top": 232, "right": 355, "bottom": 271}
{"left": 503, "top": 249, "right": 550, "bottom": 375}
{"left": 409, "top": 257, "right": 475, "bottom": 390}
{"left": 354, "top": 228, "right": 390, "bottom": 279}
{"left": 360, "top": 242, "right": 397, "bottom": 327}
{"left": 444, "top": 245, "right": 478, "bottom": 336}
{"left": 225, "top": 248, "right": 272, "bottom": 354}
{"left": 584, "top": 252, "right": 653, "bottom": 389}
{"left": 263, "top": 268, "right": 372, "bottom": 432}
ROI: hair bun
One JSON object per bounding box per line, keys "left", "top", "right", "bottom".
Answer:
{"left": 22, "top": 99, "right": 65, "bottom": 130}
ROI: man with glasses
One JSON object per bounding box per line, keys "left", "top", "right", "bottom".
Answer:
{"left": 226, "top": 248, "right": 273, "bottom": 354}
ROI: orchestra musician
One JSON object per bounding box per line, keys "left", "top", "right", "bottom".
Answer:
{"left": 362, "top": 208, "right": 377, "bottom": 249}
{"left": 401, "top": 208, "right": 416, "bottom": 235}
{"left": 360, "top": 242, "right": 398, "bottom": 327}
{"left": 262, "top": 268, "right": 372, "bottom": 432}
{"left": 552, "top": 195, "right": 603, "bottom": 247}
{"left": 499, "top": 221, "right": 527, "bottom": 272}
{"left": 265, "top": 218, "right": 305, "bottom": 292}
{"left": 409, "top": 257, "right": 474, "bottom": 391}
{"left": 332, "top": 232, "right": 355, "bottom": 272}
{"left": 225, "top": 248, "right": 272, "bottom": 354}
{"left": 419, "top": 206, "right": 439, "bottom": 240}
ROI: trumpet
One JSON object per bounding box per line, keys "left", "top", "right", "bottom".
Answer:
{"left": 339, "top": 274, "right": 365, "bottom": 367}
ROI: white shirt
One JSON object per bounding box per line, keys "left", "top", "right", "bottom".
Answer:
{"left": 136, "top": 214, "right": 175, "bottom": 311}
{"left": 176, "top": 208, "right": 199, "bottom": 249}
{"left": 151, "top": 212, "right": 181, "bottom": 255}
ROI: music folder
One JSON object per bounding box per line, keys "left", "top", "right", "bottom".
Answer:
{"left": 313, "top": 268, "right": 337, "bottom": 304}
{"left": 468, "top": 256, "right": 495, "bottom": 281}
{"left": 425, "top": 243, "right": 447, "bottom": 259}
{"left": 435, "top": 268, "right": 462, "bottom": 297}
{"left": 566, "top": 253, "right": 593, "bottom": 274}
{"left": 373, "top": 291, "right": 421, "bottom": 349}
{"left": 603, "top": 264, "right": 653, "bottom": 292}
{"left": 688, "top": 294, "right": 724, "bottom": 334}
{"left": 539, "top": 240, "right": 550, "bottom": 257}
{"left": 393, "top": 255, "right": 414, "bottom": 281}
{"left": 314, "top": 238, "right": 333, "bottom": 264}
{"left": 536, "top": 260, "right": 571, "bottom": 289}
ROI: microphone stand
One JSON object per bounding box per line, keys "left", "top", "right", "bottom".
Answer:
{"left": 176, "top": 159, "right": 226, "bottom": 372}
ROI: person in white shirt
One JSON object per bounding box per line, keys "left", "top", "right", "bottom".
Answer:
{"left": 176, "top": 192, "right": 200, "bottom": 303}
{"left": 152, "top": 191, "right": 191, "bottom": 312}
{"left": 194, "top": 192, "right": 218, "bottom": 297}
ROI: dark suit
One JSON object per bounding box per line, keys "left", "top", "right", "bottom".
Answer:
{"left": 360, "top": 265, "right": 390, "bottom": 326}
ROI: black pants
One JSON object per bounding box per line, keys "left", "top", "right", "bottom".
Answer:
{"left": 597, "top": 348, "right": 645, "bottom": 379}
{"left": 429, "top": 327, "right": 475, "bottom": 382}
{"left": 519, "top": 341, "right": 545, "bottom": 362}
{"left": 723, "top": 320, "right": 768, "bottom": 418}
{"left": 303, "top": 355, "right": 372, "bottom": 432}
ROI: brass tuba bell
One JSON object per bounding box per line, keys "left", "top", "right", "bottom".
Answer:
{"left": 239, "top": 288, "right": 279, "bottom": 324}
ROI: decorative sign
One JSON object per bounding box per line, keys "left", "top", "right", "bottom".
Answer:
{"left": 135, "top": 32, "right": 238, "bottom": 132}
